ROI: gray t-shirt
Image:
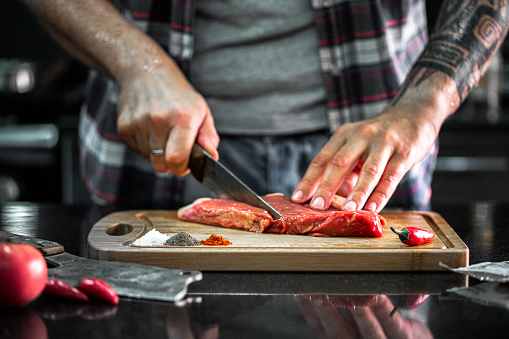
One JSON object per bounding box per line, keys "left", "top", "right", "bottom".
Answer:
{"left": 190, "top": 0, "right": 328, "bottom": 135}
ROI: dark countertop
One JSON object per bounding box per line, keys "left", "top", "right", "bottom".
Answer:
{"left": 1, "top": 201, "right": 509, "bottom": 338}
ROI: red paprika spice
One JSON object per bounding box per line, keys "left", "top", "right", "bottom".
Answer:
{"left": 390, "top": 226, "right": 434, "bottom": 246}
{"left": 78, "top": 278, "right": 119, "bottom": 305}
{"left": 44, "top": 278, "right": 90, "bottom": 302}
{"left": 200, "top": 234, "right": 232, "bottom": 246}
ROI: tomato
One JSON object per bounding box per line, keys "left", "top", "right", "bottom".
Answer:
{"left": 0, "top": 243, "right": 48, "bottom": 306}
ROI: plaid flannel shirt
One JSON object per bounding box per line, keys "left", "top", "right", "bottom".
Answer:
{"left": 79, "top": 0, "right": 434, "bottom": 208}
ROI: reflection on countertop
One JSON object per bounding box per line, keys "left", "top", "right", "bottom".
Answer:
{"left": 1, "top": 201, "right": 509, "bottom": 338}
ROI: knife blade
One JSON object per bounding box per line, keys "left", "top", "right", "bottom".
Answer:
{"left": 0, "top": 231, "right": 201, "bottom": 304}
{"left": 188, "top": 144, "right": 282, "bottom": 219}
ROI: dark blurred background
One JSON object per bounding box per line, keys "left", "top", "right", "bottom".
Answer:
{"left": 0, "top": 1, "right": 508, "bottom": 206}
{"left": 0, "top": 0, "right": 90, "bottom": 204}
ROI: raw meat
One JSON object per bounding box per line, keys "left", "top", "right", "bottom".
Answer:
{"left": 177, "top": 194, "right": 386, "bottom": 237}
{"left": 177, "top": 198, "right": 273, "bottom": 233}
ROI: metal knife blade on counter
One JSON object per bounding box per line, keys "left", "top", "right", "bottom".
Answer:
{"left": 188, "top": 144, "right": 282, "bottom": 219}
{"left": 0, "top": 231, "right": 201, "bottom": 304}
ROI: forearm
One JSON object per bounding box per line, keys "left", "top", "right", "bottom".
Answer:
{"left": 20, "top": 0, "right": 179, "bottom": 83}
{"left": 392, "top": 0, "right": 509, "bottom": 133}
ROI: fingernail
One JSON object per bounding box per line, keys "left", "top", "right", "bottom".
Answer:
{"left": 343, "top": 200, "right": 357, "bottom": 211}
{"left": 310, "top": 196, "right": 325, "bottom": 210}
{"left": 365, "top": 202, "right": 377, "bottom": 211}
{"left": 292, "top": 190, "right": 303, "bottom": 201}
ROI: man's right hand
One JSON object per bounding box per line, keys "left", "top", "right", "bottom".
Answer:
{"left": 116, "top": 58, "right": 219, "bottom": 176}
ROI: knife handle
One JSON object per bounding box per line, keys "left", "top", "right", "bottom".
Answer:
{"left": 0, "top": 230, "right": 64, "bottom": 256}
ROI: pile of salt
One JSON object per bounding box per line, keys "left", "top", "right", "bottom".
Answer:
{"left": 132, "top": 229, "right": 169, "bottom": 246}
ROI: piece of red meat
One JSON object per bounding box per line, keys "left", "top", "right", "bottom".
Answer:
{"left": 177, "top": 194, "right": 385, "bottom": 237}
{"left": 177, "top": 197, "right": 274, "bottom": 233}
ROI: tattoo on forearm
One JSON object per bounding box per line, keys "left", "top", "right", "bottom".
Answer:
{"left": 397, "top": 0, "right": 509, "bottom": 104}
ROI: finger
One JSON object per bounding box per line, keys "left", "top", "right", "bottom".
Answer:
{"left": 336, "top": 170, "right": 359, "bottom": 198}
{"left": 291, "top": 138, "right": 347, "bottom": 204}
{"left": 336, "top": 160, "right": 364, "bottom": 197}
{"left": 165, "top": 125, "right": 195, "bottom": 176}
{"left": 147, "top": 111, "right": 173, "bottom": 172}
{"left": 117, "top": 110, "right": 142, "bottom": 156}
{"left": 308, "top": 145, "right": 364, "bottom": 210}
{"left": 123, "top": 134, "right": 140, "bottom": 155}
{"left": 348, "top": 306, "right": 387, "bottom": 339}
{"left": 118, "top": 109, "right": 153, "bottom": 160}
{"left": 149, "top": 137, "right": 170, "bottom": 173}
{"left": 369, "top": 295, "right": 434, "bottom": 339}
{"left": 368, "top": 295, "right": 408, "bottom": 338}
{"left": 135, "top": 130, "right": 150, "bottom": 160}
{"left": 149, "top": 115, "right": 170, "bottom": 173}
{"left": 310, "top": 302, "right": 355, "bottom": 338}
{"left": 195, "top": 113, "right": 220, "bottom": 160}
{"left": 342, "top": 148, "right": 391, "bottom": 211}
{"left": 330, "top": 195, "right": 347, "bottom": 209}
{"left": 364, "top": 158, "right": 408, "bottom": 212}
{"left": 294, "top": 298, "right": 328, "bottom": 338}
{"left": 295, "top": 297, "right": 355, "bottom": 339}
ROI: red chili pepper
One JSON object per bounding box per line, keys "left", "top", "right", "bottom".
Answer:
{"left": 44, "top": 278, "right": 89, "bottom": 302}
{"left": 78, "top": 278, "right": 119, "bottom": 305}
{"left": 390, "top": 226, "right": 434, "bottom": 246}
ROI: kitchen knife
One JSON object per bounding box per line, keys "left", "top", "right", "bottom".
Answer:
{"left": 189, "top": 144, "right": 282, "bottom": 219}
{"left": 0, "top": 231, "right": 201, "bottom": 304}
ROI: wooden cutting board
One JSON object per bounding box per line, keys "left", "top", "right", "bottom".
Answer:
{"left": 88, "top": 211, "right": 468, "bottom": 271}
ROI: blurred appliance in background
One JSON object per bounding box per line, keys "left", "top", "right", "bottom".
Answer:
{"left": 0, "top": 60, "right": 36, "bottom": 94}
{"left": 0, "top": 123, "right": 58, "bottom": 202}
{"left": 0, "top": 57, "right": 90, "bottom": 204}
{"left": 0, "top": 1, "right": 90, "bottom": 204}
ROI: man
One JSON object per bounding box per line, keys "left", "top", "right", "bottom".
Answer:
{"left": 21, "top": 0, "right": 509, "bottom": 210}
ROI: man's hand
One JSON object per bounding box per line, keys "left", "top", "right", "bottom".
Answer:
{"left": 295, "top": 295, "right": 433, "bottom": 339}
{"left": 21, "top": 0, "right": 220, "bottom": 176}
{"left": 291, "top": 110, "right": 437, "bottom": 213}
{"left": 116, "top": 59, "right": 219, "bottom": 176}
{"left": 292, "top": 72, "right": 458, "bottom": 212}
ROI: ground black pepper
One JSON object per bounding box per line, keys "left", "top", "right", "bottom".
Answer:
{"left": 164, "top": 231, "right": 202, "bottom": 246}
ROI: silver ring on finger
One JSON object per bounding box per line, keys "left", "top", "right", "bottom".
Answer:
{"left": 150, "top": 148, "right": 165, "bottom": 156}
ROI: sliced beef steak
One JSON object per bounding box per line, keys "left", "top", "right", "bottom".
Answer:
{"left": 177, "top": 198, "right": 273, "bottom": 233}
{"left": 265, "top": 195, "right": 385, "bottom": 237}
{"left": 177, "top": 194, "right": 385, "bottom": 237}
